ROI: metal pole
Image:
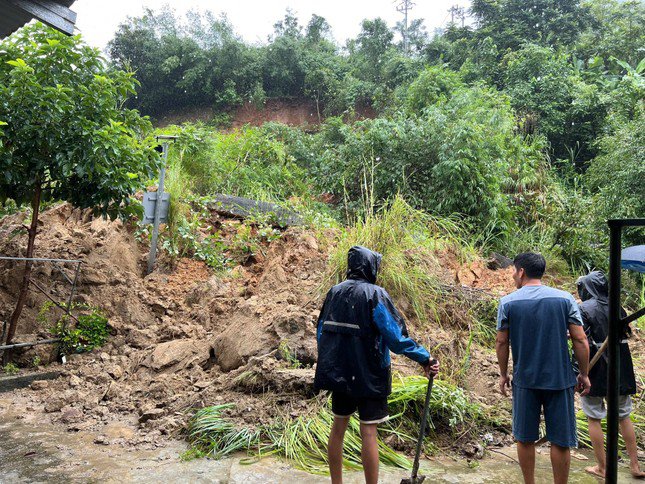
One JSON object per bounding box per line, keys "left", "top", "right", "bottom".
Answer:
{"left": 404, "top": 4, "right": 409, "bottom": 53}
{"left": 0, "top": 338, "right": 60, "bottom": 351}
{"left": 0, "top": 256, "right": 83, "bottom": 263}
{"left": 605, "top": 221, "right": 622, "bottom": 484}
{"left": 147, "top": 142, "right": 168, "bottom": 275}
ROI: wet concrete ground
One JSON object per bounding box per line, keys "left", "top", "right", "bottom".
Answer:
{"left": 0, "top": 398, "right": 639, "bottom": 483}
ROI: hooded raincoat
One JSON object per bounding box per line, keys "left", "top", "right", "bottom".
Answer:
{"left": 313, "top": 246, "right": 431, "bottom": 398}
{"left": 577, "top": 271, "right": 636, "bottom": 397}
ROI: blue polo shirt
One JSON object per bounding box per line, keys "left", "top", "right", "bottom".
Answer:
{"left": 497, "top": 285, "right": 583, "bottom": 390}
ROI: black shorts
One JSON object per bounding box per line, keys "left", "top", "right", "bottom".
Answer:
{"left": 331, "top": 392, "right": 389, "bottom": 424}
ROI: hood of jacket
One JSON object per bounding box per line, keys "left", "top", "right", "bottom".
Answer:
{"left": 577, "top": 270, "right": 608, "bottom": 303}
{"left": 346, "top": 246, "right": 382, "bottom": 284}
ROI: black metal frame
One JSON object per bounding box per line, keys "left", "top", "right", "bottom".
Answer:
{"left": 606, "top": 218, "right": 645, "bottom": 484}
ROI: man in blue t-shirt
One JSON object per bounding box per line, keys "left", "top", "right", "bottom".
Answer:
{"left": 496, "top": 252, "right": 591, "bottom": 484}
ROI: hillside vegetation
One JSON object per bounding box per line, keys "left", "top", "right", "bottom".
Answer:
{"left": 106, "top": 0, "right": 644, "bottom": 271}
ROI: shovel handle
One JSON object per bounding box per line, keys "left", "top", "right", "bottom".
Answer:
{"left": 410, "top": 367, "right": 435, "bottom": 479}
{"left": 588, "top": 337, "right": 608, "bottom": 370}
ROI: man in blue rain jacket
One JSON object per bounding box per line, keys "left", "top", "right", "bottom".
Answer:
{"left": 314, "top": 246, "right": 439, "bottom": 484}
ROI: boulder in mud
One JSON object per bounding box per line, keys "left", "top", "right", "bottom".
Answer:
{"left": 144, "top": 339, "right": 212, "bottom": 371}
{"left": 232, "top": 357, "right": 315, "bottom": 395}
{"left": 59, "top": 405, "right": 84, "bottom": 423}
{"left": 139, "top": 407, "right": 165, "bottom": 423}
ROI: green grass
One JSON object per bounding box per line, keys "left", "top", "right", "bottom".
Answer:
{"left": 324, "top": 195, "right": 474, "bottom": 328}
{"left": 2, "top": 363, "right": 19, "bottom": 375}
{"left": 185, "top": 404, "right": 262, "bottom": 459}
{"left": 185, "top": 376, "right": 494, "bottom": 475}
{"left": 575, "top": 410, "right": 645, "bottom": 450}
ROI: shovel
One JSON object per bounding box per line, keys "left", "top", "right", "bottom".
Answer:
{"left": 401, "top": 362, "right": 436, "bottom": 484}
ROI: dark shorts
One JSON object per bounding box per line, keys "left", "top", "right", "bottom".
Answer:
{"left": 331, "top": 392, "right": 389, "bottom": 424}
{"left": 512, "top": 385, "right": 577, "bottom": 448}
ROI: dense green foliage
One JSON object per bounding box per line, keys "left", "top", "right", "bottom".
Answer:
{"left": 38, "top": 302, "right": 110, "bottom": 355}
{"left": 104, "top": 0, "right": 644, "bottom": 271}
{"left": 0, "top": 23, "right": 159, "bottom": 217}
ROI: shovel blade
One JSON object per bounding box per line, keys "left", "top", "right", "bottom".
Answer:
{"left": 400, "top": 475, "right": 426, "bottom": 484}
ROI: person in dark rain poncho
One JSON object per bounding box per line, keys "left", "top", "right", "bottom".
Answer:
{"left": 577, "top": 271, "right": 644, "bottom": 479}
{"left": 314, "top": 246, "right": 439, "bottom": 484}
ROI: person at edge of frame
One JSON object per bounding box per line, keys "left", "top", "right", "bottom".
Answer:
{"left": 576, "top": 271, "right": 644, "bottom": 479}
{"left": 496, "top": 252, "right": 591, "bottom": 484}
{"left": 313, "top": 245, "right": 439, "bottom": 484}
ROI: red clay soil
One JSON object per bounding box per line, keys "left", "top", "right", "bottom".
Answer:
{"left": 155, "top": 98, "right": 378, "bottom": 129}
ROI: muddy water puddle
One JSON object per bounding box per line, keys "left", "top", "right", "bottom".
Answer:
{"left": 0, "top": 400, "right": 638, "bottom": 483}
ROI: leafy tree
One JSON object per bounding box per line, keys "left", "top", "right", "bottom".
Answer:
{"left": 404, "top": 65, "right": 463, "bottom": 113}
{"left": 394, "top": 18, "right": 428, "bottom": 54}
{"left": 305, "top": 14, "right": 332, "bottom": 45}
{"left": 109, "top": 9, "right": 258, "bottom": 114}
{"left": 271, "top": 9, "right": 303, "bottom": 39}
{"left": 470, "top": 0, "right": 592, "bottom": 52}
{"left": 576, "top": 0, "right": 645, "bottom": 67}
{"left": 350, "top": 18, "right": 394, "bottom": 84}
{"left": 503, "top": 44, "right": 606, "bottom": 164}
{"left": 585, "top": 105, "right": 645, "bottom": 228}
{"left": 0, "top": 24, "right": 159, "bottom": 347}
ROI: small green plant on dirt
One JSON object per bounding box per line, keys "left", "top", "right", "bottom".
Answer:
{"left": 0, "top": 198, "right": 19, "bottom": 218}
{"left": 31, "top": 356, "right": 41, "bottom": 368}
{"left": 2, "top": 362, "right": 19, "bottom": 375}
{"left": 38, "top": 302, "right": 109, "bottom": 355}
{"left": 277, "top": 341, "right": 302, "bottom": 369}
{"left": 229, "top": 223, "right": 281, "bottom": 263}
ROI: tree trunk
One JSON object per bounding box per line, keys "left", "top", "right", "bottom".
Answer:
{"left": 4, "top": 183, "right": 42, "bottom": 350}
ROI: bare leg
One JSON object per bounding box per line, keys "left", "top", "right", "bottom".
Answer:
{"left": 620, "top": 417, "right": 645, "bottom": 478}
{"left": 585, "top": 418, "right": 606, "bottom": 478}
{"left": 516, "top": 441, "right": 536, "bottom": 484}
{"left": 328, "top": 417, "right": 349, "bottom": 484}
{"left": 550, "top": 443, "right": 571, "bottom": 484}
{"left": 360, "top": 423, "right": 379, "bottom": 484}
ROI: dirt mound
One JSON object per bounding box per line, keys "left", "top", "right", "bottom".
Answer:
{"left": 0, "top": 203, "right": 148, "bottom": 339}
{"left": 0, "top": 202, "right": 522, "bottom": 445}
{"left": 0, "top": 203, "right": 328, "bottom": 437}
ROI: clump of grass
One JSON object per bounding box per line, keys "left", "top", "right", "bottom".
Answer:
{"left": 259, "top": 406, "right": 411, "bottom": 475}
{"left": 324, "top": 195, "right": 473, "bottom": 328}
{"left": 277, "top": 340, "right": 302, "bottom": 369}
{"left": 185, "top": 376, "right": 495, "bottom": 475}
{"left": 389, "top": 375, "right": 485, "bottom": 428}
{"left": 185, "top": 404, "right": 262, "bottom": 460}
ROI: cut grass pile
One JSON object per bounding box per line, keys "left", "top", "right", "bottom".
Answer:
{"left": 185, "top": 375, "right": 491, "bottom": 474}
{"left": 575, "top": 409, "right": 645, "bottom": 450}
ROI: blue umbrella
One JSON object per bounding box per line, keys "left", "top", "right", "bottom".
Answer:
{"left": 621, "top": 245, "right": 645, "bottom": 273}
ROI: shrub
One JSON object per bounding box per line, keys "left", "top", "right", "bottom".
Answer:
{"left": 404, "top": 65, "right": 463, "bottom": 114}
{"left": 39, "top": 302, "right": 110, "bottom": 355}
